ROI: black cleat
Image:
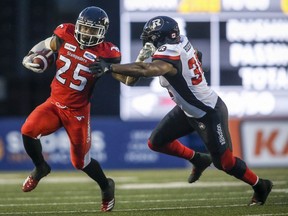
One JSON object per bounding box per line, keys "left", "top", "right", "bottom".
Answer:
{"left": 249, "top": 179, "right": 273, "bottom": 206}
{"left": 188, "top": 152, "right": 212, "bottom": 183}
{"left": 22, "top": 162, "right": 51, "bottom": 192}
{"left": 101, "top": 178, "right": 115, "bottom": 212}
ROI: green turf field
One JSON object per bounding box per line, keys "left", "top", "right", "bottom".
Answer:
{"left": 0, "top": 168, "right": 287, "bottom": 215}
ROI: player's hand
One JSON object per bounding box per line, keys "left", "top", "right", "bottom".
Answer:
{"left": 89, "top": 58, "right": 112, "bottom": 77}
{"left": 195, "top": 48, "right": 202, "bottom": 64}
{"left": 22, "top": 53, "right": 44, "bottom": 73}
{"left": 136, "top": 42, "right": 156, "bottom": 62}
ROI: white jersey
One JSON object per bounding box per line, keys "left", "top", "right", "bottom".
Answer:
{"left": 152, "top": 35, "right": 218, "bottom": 118}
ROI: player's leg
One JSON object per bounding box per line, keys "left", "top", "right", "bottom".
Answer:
{"left": 82, "top": 159, "right": 115, "bottom": 212}
{"left": 21, "top": 99, "right": 62, "bottom": 192}
{"left": 149, "top": 106, "right": 195, "bottom": 159}
{"left": 148, "top": 106, "right": 212, "bottom": 182}
{"left": 198, "top": 97, "right": 273, "bottom": 205}
{"left": 215, "top": 149, "right": 273, "bottom": 206}
{"left": 64, "top": 103, "right": 115, "bottom": 212}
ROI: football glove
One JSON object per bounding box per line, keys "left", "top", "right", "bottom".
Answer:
{"left": 22, "top": 53, "right": 44, "bottom": 73}
{"left": 136, "top": 42, "right": 156, "bottom": 62}
{"left": 89, "top": 58, "right": 112, "bottom": 76}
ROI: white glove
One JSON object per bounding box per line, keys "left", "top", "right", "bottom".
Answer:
{"left": 22, "top": 53, "right": 44, "bottom": 73}
{"left": 136, "top": 42, "right": 156, "bottom": 62}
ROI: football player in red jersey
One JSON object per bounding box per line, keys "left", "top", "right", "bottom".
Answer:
{"left": 21, "top": 6, "right": 119, "bottom": 212}
{"left": 91, "top": 16, "right": 273, "bottom": 206}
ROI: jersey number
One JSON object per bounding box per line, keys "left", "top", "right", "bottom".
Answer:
{"left": 56, "top": 55, "right": 89, "bottom": 91}
{"left": 188, "top": 56, "right": 203, "bottom": 85}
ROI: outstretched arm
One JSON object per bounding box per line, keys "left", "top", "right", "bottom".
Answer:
{"left": 109, "top": 42, "right": 157, "bottom": 86}
{"left": 110, "top": 60, "right": 176, "bottom": 77}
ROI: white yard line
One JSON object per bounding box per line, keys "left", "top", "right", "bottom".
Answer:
{"left": 0, "top": 203, "right": 287, "bottom": 215}
{"left": 0, "top": 176, "right": 138, "bottom": 184}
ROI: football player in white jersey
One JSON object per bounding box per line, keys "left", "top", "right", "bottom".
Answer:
{"left": 90, "top": 16, "right": 273, "bottom": 206}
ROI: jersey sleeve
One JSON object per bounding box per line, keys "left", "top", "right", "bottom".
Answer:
{"left": 53, "top": 23, "right": 75, "bottom": 42}
{"left": 152, "top": 45, "right": 180, "bottom": 68}
{"left": 98, "top": 42, "right": 121, "bottom": 63}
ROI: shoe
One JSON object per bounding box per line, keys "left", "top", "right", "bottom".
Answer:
{"left": 22, "top": 162, "right": 51, "bottom": 192}
{"left": 188, "top": 152, "right": 212, "bottom": 183}
{"left": 249, "top": 179, "right": 273, "bottom": 206}
{"left": 101, "top": 178, "right": 115, "bottom": 212}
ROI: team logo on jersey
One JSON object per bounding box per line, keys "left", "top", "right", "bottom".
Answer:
{"left": 57, "top": 24, "right": 64, "bottom": 29}
{"left": 64, "top": 43, "right": 76, "bottom": 52}
{"left": 158, "top": 46, "right": 167, "bottom": 52}
{"left": 74, "top": 116, "right": 85, "bottom": 121}
{"left": 83, "top": 51, "right": 96, "bottom": 62}
{"left": 111, "top": 46, "right": 120, "bottom": 52}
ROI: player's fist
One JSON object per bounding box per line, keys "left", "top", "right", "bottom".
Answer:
{"left": 22, "top": 53, "right": 44, "bottom": 73}
{"left": 136, "top": 42, "right": 156, "bottom": 62}
{"left": 22, "top": 49, "right": 54, "bottom": 73}
{"left": 89, "top": 58, "right": 112, "bottom": 77}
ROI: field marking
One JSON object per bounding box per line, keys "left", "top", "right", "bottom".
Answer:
{"left": 0, "top": 202, "right": 287, "bottom": 215}
{"left": 0, "top": 197, "right": 286, "bottom": 207}
{"left": 118, "top": 181, "right": 287, "bottom": 189}
{"left": 0, "top": 175, "right": 286, "bottom": 188}
{"left": 244, "top": 214, "right": 288, "bottom": 216}
{"left": 0, "top": 176, "right": 138, "bottom": 184}
{"left": 0, "top": 193, "right": 287, "bottom": 202}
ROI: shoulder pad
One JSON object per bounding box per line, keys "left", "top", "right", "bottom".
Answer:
{"left": 53, "top": 23, "right": 75, "bottom": 41}
{"left": 153, "top": 44, "right": 180, "bottom": 61}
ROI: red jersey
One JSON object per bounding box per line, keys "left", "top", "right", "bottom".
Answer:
{"left": 50, "top": 23, "right": 121, "bottom": 108}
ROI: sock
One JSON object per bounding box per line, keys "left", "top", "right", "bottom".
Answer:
{"left": 22, "top": 134, "right": 45, "bottom": 166}
{"left": 82, "top": 158, "right": 108, "bottom": 191}
{"left": 221, "top": 150, "right": 258, "bottom": 186}
{"left": 148, "top": 139, "right": 194, "bottom": 160}
{"left": 242, "top": 168, "right": 259, "bottom": 186}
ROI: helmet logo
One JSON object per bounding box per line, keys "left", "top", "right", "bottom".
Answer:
{"left": 151, "top": 19, "right": 162, "bottom": 30}
{"left": 103, "top": 17, "right": 109, "bottom": 25}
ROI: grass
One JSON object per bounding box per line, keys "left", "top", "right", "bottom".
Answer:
{"left": 0, "top": 168, "right": 287, "bottom": 215}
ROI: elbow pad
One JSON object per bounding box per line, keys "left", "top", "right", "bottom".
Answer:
{"left": 30, "top": 37, "right": 53, "bottom": 53}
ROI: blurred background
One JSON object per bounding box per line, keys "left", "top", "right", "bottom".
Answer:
{"left": 0, "top": 0, "right": 287, "bottom": 170}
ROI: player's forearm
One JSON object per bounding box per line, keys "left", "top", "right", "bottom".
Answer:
{"left": 112, "top": 73, "right": 139, "bottom": 86}
{"left": 111, "top": 62, "right": 151, "bottom": 77}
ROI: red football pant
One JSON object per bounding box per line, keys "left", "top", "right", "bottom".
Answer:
{"left": 21, "top": 97, "right": 91, "bottom": 169}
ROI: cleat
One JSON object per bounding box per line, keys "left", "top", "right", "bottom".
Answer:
{"left": 249, "top": 179, "right": 273, "bottom": 206}
{"left": 101, "top": 178, "right": 115, "bottom": 212}
{"left": 22, "top": 162, "right": 51, "bottom": 192}
{"left": 188, "top": 152, "right": 212, "bottom": 183}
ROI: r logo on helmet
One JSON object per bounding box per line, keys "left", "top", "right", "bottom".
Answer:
{"left": 151, "top": 19, "right": 162, "bottom": 30}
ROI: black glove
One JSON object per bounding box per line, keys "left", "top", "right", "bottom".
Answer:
{"left": 89, "top": 58, "right": 112, "bottom": 76}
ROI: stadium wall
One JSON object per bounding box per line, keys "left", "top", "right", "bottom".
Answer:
{"left": 0, "top": 117, "right": 287, "bottom": 170}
